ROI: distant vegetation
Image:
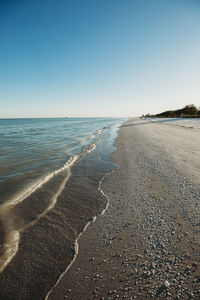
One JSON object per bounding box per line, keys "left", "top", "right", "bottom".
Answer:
{"left": 149, "top": 105, "right": 200, "bottom": 118}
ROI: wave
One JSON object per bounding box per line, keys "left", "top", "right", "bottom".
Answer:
{"left": 0, "top": 155, "right": 79, "bottom": 210}
{"left": 45, "top": 159, "right": 119, "bottom": 300}
{"left": 0, "top": 124, "right": 107, "bottom": 210}
{"left": 89, "top": 126, "right": 107, "bottom": 139}
{"left": 0, "top": 136, "right": 102, "bottom": 274}
{"left": 0, "top": 210, "right": 20, "bottom": 274}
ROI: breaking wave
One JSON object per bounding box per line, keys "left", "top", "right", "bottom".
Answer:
{"left": 0, "top": 133, "right": 103, "bottom": 273}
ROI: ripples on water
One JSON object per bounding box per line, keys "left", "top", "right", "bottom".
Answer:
{"left": 0, "top": 117, "right": 124, "bottom": 205}
{"left": 0, "top": 117, "right": 125, "bottom": 299}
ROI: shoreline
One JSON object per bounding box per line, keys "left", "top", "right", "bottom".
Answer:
{"left": 45, "top": 160, "right": 119, "bottom": 300}
{"left": 49, "top": 118, "right": 200, "bottom": 300}
{"left": 0, "top": 123, "right": 119, "bottom": 299}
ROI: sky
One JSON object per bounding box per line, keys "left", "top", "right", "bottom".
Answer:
{"left": 0, "top": 0, "right": 200, "bottom": 117}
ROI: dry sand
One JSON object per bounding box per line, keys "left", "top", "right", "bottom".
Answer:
{"left": 49, "top": 118, "right": 200, "bottom": 300}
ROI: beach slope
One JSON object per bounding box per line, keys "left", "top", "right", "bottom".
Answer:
{"left": 49, "top": 118, "right": 200, "bottom": 300}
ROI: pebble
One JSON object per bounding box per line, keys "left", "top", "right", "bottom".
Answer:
{"left": 164, "top": 280, "right": 170, "bottom": 288}
{"left": 63, "top": 150, "right": 200, "bottom": 300}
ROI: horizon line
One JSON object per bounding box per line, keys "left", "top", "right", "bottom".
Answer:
{"left": 0, "top": 116, "right": 129, "bottom": 119}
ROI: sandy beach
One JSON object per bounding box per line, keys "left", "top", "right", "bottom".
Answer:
{"left": 49, "top": 118, "right": 200, "bottom": 300}
{"left": 2, "top": 1, "right": 200, "bottom": 299}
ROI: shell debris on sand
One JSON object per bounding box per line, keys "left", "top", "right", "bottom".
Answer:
{"left": 48, "top": 119, "right": 200, "bottom": 300}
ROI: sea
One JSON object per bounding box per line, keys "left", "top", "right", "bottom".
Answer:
{"left": 0, "top": 117, "right": 125, "bottom": 205}
{"left": 0, "top": 117, "right": 125, "bottom": 299}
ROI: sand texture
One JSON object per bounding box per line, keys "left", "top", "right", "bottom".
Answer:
{"left": 49, "top": 118, "right": 200, "bottom": 300}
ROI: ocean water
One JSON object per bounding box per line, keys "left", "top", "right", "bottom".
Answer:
{"left": 0, "top": 117, "right": 124, "bottom": 205}
{"left": 0, "top": 117, "right": 125, "bottom": 299}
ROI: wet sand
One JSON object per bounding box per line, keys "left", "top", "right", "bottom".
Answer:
{"left": 0, "top": 155, "right": 115, "bottom": 299}
{"left": 49, "top": 118, "right": 200, "bottom": 300}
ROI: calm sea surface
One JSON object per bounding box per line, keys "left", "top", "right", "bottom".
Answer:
{"left": 0, "top": 117, "right": 124, "bottom": 205}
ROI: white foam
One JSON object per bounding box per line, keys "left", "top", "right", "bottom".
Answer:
{"left": 45, "top": 159, "right": 119, "bottom": 299}
{"left": 89, "top": 126, "right": 107, "bottom": 140}
{"left": 0, "top": 210, "right": 20, "bottom": 273}
{"left": 0, "top": 140, "right": 100, "bottom": 274}
{"left": 0, "top": 155, "right": 79, "bottom": 209}
{"left": 1, "top": 125, "right": 107, "bottom": 210}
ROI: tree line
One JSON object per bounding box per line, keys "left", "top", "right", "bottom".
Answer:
{"left": 149, "top": 105, "right": 200, "bottom": 118}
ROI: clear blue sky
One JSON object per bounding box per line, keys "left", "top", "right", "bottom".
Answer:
{"left": 0, "top": 0, "right": 200, "bottom": 117}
